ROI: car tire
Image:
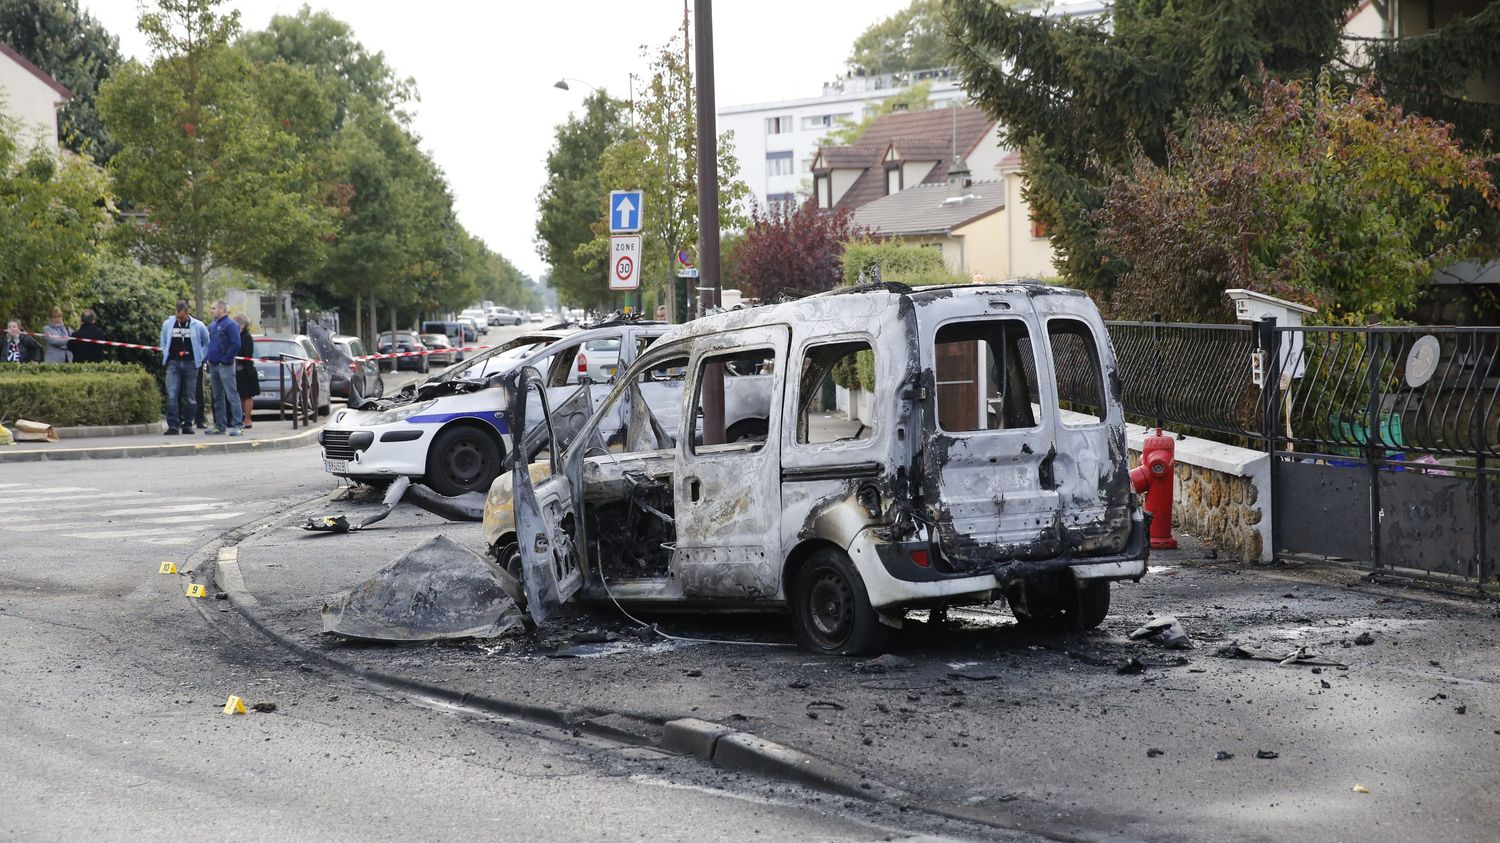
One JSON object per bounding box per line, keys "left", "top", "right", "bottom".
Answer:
{"left": 426, "top": 425, "right": 502, "bottom": 496}
{"left": 790, "top": 548, "right": 889, "bottom": 656}
{"left": 726, "top": 418, "right": 770, "bottom": 444}
{"left": 419, "top": 358, "right": 430, "bottom": 375}
{"left": 372, "top": 376, "right": 384, "bottom": 399}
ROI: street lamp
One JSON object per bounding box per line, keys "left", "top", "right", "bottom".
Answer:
{"left": 553, "top": 78, "right": 597, "bottom": 93}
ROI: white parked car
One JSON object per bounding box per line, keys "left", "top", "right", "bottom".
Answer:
{"left": 319, "top": 323, "right": 654, "bottom": 494}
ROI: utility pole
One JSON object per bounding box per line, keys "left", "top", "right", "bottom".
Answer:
{"left": 694, "top": 0, "right": 724, "bottom": 445}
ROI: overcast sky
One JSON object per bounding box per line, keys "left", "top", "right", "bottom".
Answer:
{"left": 81, "top": 0, "right": 913, "bottom": 282}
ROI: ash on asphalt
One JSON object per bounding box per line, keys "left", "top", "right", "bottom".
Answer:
{"left": 246, "top": 494, "right": 1500, "bottom": 843}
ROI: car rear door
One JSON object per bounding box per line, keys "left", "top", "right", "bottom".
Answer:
{"left": 919, "top": 297, "right": 1062, "bottom": 570}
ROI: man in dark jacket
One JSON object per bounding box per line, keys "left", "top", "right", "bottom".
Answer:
{"left": 70, "top": 310, "right": 108, "bottom": 363}
{"left": 205, "top": 299, "right": 244, "bottom": 436}
{"left": 3, "top": 320, "right": 42, "bottom": 363}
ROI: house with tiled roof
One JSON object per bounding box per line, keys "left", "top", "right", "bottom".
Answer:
{"left": 842, "top": 131, "right": 1058, "bottom": 281}
{"left": 0, "top": 41, "right": 70, "bottom": 156}
{"left": 810, "top": 105, "right": 1005, "bottom": 213}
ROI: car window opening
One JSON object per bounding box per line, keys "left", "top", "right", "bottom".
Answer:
{"left": 797, "top": 341, "right": 876, "bottom": 445}
{"left": 692, "top": 347, "right": 776, "bottom": 453}
{"left": 933, "top": 320, "right": 1039, "bottom": 433}
{"left": 1048, "top": 318, "right": 1106, "bottom": 426}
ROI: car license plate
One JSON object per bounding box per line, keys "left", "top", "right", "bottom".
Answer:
{"left": 324, "top": 459, "right": 348, "bottom": 474}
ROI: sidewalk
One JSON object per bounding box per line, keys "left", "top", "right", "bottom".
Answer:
{"left": 219, "top": 491, "right": 1500, "bottom": 843}
{"left": 0, "top": 412, "right": 325, "bottom": 462}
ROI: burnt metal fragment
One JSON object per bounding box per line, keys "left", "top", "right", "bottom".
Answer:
{"left": 320, "top": 534, "right": 525, "bottom": 641}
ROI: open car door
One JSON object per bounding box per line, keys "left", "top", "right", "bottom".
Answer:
{"left": 503, "top": 366, "right": 583, "bottom": 624}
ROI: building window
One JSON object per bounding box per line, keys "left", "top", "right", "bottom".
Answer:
{"left": 766, "top": 150, "right": 794, "bottom": 177}
{"left": 766, "top": 192, "right": 797, "bottom": 215}
{"left": 765, "top": 115, "right": 792, "bottom": 135}
{"left": 1031, "top": 216, "right": 1050, "bottom": 239}
{"left": 814, "top": 175, "right": 830, "bottom": 210}
{"left": 802, "top": 114, "right": 836, "bottom": 130}
{"left": 885, "top": 166, "right": 902, "bottom": 195}
{"left": 801, "top": 158, "right": 814, "bottom": 173}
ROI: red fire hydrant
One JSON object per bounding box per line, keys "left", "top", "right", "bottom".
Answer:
{"left": 1130, "top": 428, "right": 1177, "bottom": 550}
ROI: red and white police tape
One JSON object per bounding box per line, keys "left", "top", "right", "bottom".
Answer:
{"left": 26, "top": 331, "right": 496, "bottom": 365}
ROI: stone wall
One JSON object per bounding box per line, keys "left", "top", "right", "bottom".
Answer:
{"left": 1121, "top": 422, "right": 1272, "bottom": 562}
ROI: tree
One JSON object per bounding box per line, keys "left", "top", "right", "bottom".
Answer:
{"left": 945, "top": 0, "right": 1358, "bottom": 298}
{"left": 99, "top": 0, "right": 328, "bottom": 316}
{"left": 1092, "top": 78, "right": 1497, "bottom": 323}
{"left": 846, "top": 0, "right": 949, "bottom": 75}
{"left": 819, "top": 81, "right": 932, "bottom": 148}
{"left": 78, "top": 253, "right": 189, "bottom": 370}
{"left": 731, "top": 199, "right": 861, "bottom": 301}
{"left": 238, "top": 5, "right": 417, "bottom": 128}
{"left": 536, "top": 90, "right": 632, "bottom": 310}
{"left": 0, "top": 0, "right": 123, "bottom": 160}
{"left": 0, "top": 122, "right": 111, "bottom": 327}
{"left": 582, "top": 40, "right": 751, "bottom": 312}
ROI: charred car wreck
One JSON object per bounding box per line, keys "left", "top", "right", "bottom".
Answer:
{"left": 483, "top": 282, "right": 1148, "bottom": 655}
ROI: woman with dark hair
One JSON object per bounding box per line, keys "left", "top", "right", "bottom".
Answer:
{"left": 233, "top": 314, "right": 260, "bottom": 429}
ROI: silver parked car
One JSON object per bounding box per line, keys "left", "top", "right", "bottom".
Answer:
{"left": 252, "top": 335, "right": 332, "bottom": 415}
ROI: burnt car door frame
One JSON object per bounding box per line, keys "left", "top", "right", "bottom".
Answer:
{"left": 504, "top": 365, "right": 582, "bottom": 624}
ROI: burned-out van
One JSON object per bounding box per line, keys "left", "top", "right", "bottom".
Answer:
{"left": 483, "top": 281, "right": 1147, "bottom": 655}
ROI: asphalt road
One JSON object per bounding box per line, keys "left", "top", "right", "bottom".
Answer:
{"left": 0, "top": 449, "right": 1006, "bottom": 841}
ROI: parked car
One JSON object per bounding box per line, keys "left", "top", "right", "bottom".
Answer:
{"left": 484, "top": 281, "right": 1147, "bottom": 656}
{"left": 457, "top": 318, "right": 480, "bottom": 344}
{"left": 318, "top": 320, "right": 729, "bottom": 496}
{"left": 420, "top": 321, "right": 466, "bottom": 362}
{"left": 329, "top": 335, "right": 384, "bottom": 401}
{"left": 418, "top": 333, "right": 456, "bottom": 367}
{"left": 375, "top": 331, "right": 430, "bottom": 374}
{"left": 460, "top": 310, "right": 489, "bottom": 335}
{"left": 574, "top": 337, "right": 622, "bottom": 382}
{"left": 488, "top": 306, "right": 524, "bottom": 326}
{"left": 252, "top": 335, "right": 332, "bottom": 415}
{"left": 528, "top": 312, "right": 544, "bottom": 323}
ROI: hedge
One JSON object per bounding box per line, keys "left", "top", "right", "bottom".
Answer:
{"left": 0, "top": 362, "right": 162, "bottom": 427}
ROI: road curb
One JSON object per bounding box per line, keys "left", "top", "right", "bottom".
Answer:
{"left": 0, "top": 423, "right": 325, "bottom": 463}
{"left": 54, "top": 422, "right": 161, "bottom": 438}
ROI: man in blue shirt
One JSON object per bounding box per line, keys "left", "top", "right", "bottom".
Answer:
{"left": 158, "top": 300, "right": 208, "bottom": 435}
{"left": 205, "top": 299, "right": 244, "bottom": 436}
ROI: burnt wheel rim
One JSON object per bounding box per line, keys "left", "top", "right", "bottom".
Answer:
{"left": 806, "top": 568, "right": 854, "bottom": 647}
{"left": 443, "top": 437, "right": 487, "bottom": 488}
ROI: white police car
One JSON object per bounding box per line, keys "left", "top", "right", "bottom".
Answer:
{"left": 320, "top": 322, "right": 669, "bottom": 495}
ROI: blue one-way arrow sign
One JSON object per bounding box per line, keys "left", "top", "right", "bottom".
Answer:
{"left": 609, "top": 190, "right": 643, "bottom": 233}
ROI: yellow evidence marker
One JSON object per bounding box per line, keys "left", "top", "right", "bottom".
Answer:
{"left": 159, "top": 561, "right": 178, "bottom": 574}
{"left": 185, "top": 583, "right": 207, "bottom": 598}
{"left": 222, "top": 695, "right": 247, "bottom": 715}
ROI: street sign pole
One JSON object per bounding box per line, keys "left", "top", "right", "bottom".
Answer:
{"left": 694, "top": 0, "right": 724, "bottom": 445}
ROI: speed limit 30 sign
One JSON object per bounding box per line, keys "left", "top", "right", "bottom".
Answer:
{"left": 609, "top": 235, "right": 642, "bottom": 291}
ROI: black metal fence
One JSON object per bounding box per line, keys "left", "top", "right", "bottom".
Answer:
{"left": 1104, "top": 316, "right": 1498, "bottom": 586}
{"left": 1104, "top": 319, "right": 1263, "bottom": 442}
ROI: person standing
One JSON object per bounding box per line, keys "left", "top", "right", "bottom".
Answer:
{"left": 41, "top": 308, "right": 71, "bottom": 364}
{"left": 205, "top": 299, "right": 243, "bottom": 436}
{"left": 70, "top": 309, "right": 107, "bottom": 363}
{"left": 233, "top": 314, "right": 260, "bottom": 430}
{"left": 3, "top": 320, "right": 42, "bottom": 363}
{"left": 159, "top": 300, "right": 208, "bottom": 436}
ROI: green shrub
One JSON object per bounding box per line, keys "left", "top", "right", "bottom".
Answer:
{"left": 0, "top": 362, "right": 161, "bottom": 426}
{"left": 839, "top": 239, "right": 969, "bottom": 287}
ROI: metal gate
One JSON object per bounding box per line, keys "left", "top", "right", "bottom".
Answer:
{"left": 1259, "top": 323, "right": 1498, "bottom": 586}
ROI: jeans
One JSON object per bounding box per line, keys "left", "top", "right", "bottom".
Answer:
{"left": 164, "top": 359, "right": 198, "bottom": 431}
{"left": 209, "top": 362, "right": 243, "bottom": 430}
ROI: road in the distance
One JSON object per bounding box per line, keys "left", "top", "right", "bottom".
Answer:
{"left": 0, "top": 446, "right": 1000, "bottom": 841}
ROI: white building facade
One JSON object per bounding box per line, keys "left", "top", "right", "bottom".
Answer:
{"left": 716, "top": 0, "right": 1108, "bottom": 216}
{"left": 0, "top": 42, "right": 69, "bottom": 157}
{"left": 719, "top": 68, "right": 967, "bottom": 216}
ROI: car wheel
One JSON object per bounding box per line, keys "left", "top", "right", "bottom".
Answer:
{"left": 426, "top": 425, "right": 501, "bottom": 496}
{"left": 726, "top": 418, "right": 769, "bottom": 444}
{"left": 790, "top": 548, "right": 889, "bottom": 656}
{"left": 420, "top": 358, "right": 430, "bottom": 374}
{"left": 373, "top": 376, "right": 384, "bottom": 398}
